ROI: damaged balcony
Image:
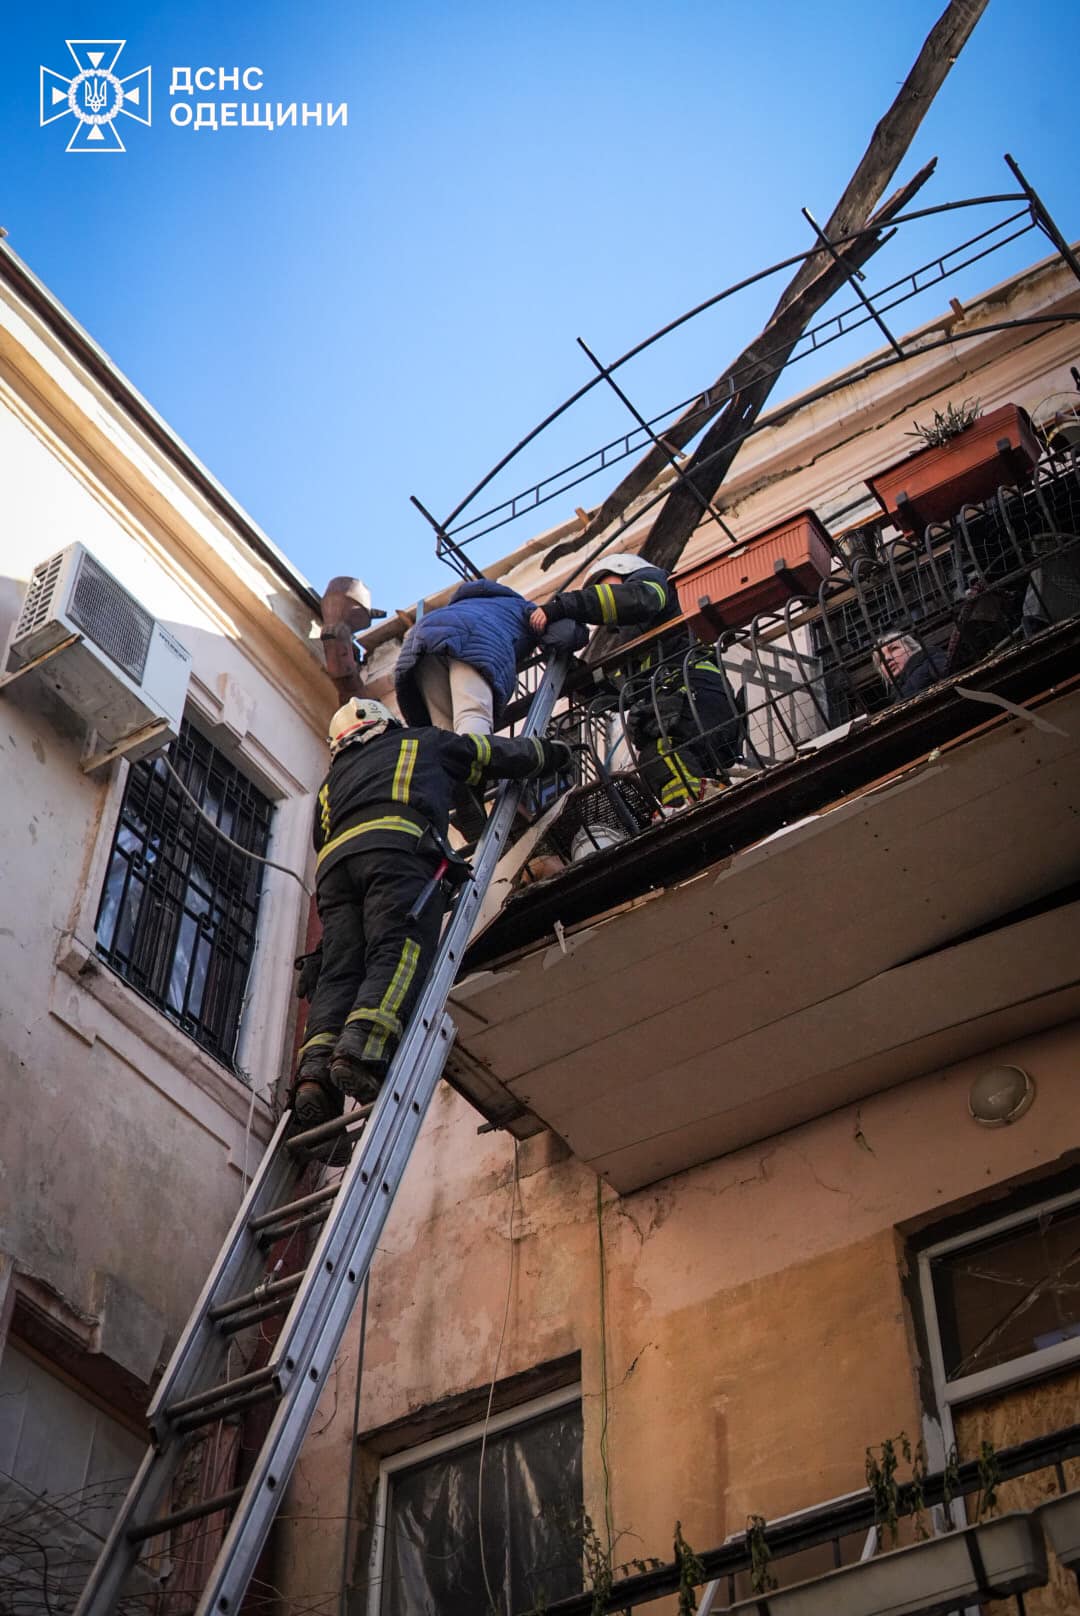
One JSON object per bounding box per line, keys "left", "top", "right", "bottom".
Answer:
{"left": 445, "top": 457, "right": 1080, "bottom": 1193}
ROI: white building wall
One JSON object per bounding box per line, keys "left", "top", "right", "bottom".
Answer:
{"left": 0, "top": 262, "right": 335, "bottom": 1403}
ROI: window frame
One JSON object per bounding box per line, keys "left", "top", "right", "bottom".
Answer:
{"left": 365, "top": 1383, "right": 583, "bottom": 1616}
{"left": 917, "top": 1184, "right": 1080, "bottom": 1451}
{"left": 93, "top": 717, "right": 275, "bottom": 1069}
{"left": 56, "top": 690, "right": 316, "bottom": 1117}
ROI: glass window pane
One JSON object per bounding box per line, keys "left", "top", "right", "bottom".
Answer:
{"left": 931, "top": 1204, "right": 1080, "bottom": 1380}
{"left": 94, "top": 720, "right": 273, "bottom": 1069}
{"left": 380, "top": 1405, "right": 584, "bottom": 1616}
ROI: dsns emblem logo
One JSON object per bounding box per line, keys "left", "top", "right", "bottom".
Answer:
{"left": 40, "top": 41, "right": 151, "bottom": 153}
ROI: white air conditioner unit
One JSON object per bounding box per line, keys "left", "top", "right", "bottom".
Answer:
{"left": 3, "top": 542, "right": 192, "bottom": 765}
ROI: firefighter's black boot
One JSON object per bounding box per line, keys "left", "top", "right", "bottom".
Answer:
{"left": 291, "top": 1051, "right": 345, "bottom": 1129}
{"left": 329, "top": 1027, "right": 387, "bottom": 1105}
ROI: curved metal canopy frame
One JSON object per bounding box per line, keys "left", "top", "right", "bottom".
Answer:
{"left": 413, "top": 154, "right": 1080, "bottom": 584}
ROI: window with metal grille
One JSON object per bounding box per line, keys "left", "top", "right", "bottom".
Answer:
{"left": 95, "top": 719, "right": 273, "bottom": 1069}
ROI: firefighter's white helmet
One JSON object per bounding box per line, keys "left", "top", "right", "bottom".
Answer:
{"left": 327, "top": 698, "right": 395, "bottom": 759}
{"left": 584, "top": 551, "right": 652, "bottom": 583}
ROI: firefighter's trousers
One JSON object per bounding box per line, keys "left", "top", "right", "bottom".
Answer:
{"left": 299, "top": 848, "right": 444, "bottom": 1077}
{"left": 632, "top": 679, "right": 743, "bottom": 808}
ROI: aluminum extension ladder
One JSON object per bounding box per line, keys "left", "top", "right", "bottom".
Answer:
{"left": 75, "top": 655, "right": 568, "bottom": 1616}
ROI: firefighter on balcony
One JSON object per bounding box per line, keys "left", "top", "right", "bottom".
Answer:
{"left": 530, "top": 552, "right": 744, "bottom": 811}
{"left": 292, "top": 698, "right": 572, "bottom": 1128}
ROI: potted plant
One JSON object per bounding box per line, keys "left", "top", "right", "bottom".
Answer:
{"left": 729, "top": 1436, "right": 1048, "bottom": 1616}
{"left": 672, "top": 510, "right": 834, "bottom": 638}
{"left": 867, "top": 398, "right": 1042, "bottom": 532}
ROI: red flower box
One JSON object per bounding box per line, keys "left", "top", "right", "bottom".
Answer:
{"left": 672, "top": 510, "right": 834, "bottom": 637}
{"left": 867, "top": 402, "right": 1041, "bottom": 533}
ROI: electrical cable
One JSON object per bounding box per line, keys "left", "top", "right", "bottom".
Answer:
{"left": 477, "top": 1137, "right": 520, "bottom": 1616}
{"left": 159, "top": 753, "right": 314, "bottom": 897}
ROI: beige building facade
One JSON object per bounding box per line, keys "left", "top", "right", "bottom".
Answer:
{"left": 277, "top": 246, "right": 1080, "bottom": 1615}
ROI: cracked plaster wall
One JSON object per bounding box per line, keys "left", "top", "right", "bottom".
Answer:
{"left": 279, "top": 1017, "right": 1080, "bottom": 1607}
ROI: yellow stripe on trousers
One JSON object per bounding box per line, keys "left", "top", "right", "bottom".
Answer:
{"left": 354, "top": 937, "right": 421, "bottom": 1063}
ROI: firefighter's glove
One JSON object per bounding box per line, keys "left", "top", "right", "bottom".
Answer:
{"left": 294, "top": 942, "right": 323, "bottom": 1001}
{"left": 540, "top": 739, "right": 574, "bottom": 777}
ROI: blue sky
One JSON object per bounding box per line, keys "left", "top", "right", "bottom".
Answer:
{"left": 3, "top": 1, "right": 1078, "bottom": 614}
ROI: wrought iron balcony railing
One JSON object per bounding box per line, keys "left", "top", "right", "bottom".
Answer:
{"left": 498, "top": 452, "right": 1080, "bottom": 867}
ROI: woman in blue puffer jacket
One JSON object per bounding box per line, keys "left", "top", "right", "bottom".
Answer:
{"left": 394, "top": 579, "right": 584, "bottom": 734}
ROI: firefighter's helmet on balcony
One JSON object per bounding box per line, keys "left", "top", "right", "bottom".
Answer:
{"left": 584, "top": 551, "right": 653, "bottom": 583}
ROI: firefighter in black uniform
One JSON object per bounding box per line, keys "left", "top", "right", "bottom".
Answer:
{"left": 530, "top": 553, "right": 744, "bottom": 809}
{"left": 292, "top": 698, "right": 571, "bottom": 1128}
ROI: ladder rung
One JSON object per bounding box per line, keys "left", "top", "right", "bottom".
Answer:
{"left": 286, "top": 1104, "right": 373, "bottom": 1152}
{"left": 127, "top": 1486, "right": 245, "bottom": 1545}
{"left": 256, "top": 1205, "right": 334, "bottom": 1246}
{"left": 174, "top": 1383, "right": 278, "bottom": 1434}
{"left": 166, "top": 1365, "right": 275, "bottom": 1422}
{"left": 249, "top": 1182, "right": 339, "bottom": 1234}
{"left": 209, "top": 1272, "right": 303, "bottom": 1323}
{"left": 217, "top": 1295, "right": 297, "bottom": 1336}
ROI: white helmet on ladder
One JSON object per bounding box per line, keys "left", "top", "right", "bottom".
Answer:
{"left": 584, "top": 551, "right": 652, "bottom": 583}
{"left": 327, "top": 698, "right": 395, "bottom": 758}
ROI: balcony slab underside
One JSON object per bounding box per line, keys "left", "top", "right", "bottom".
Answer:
{"left": 449, "top": 685, "right": 1080, "bottom": 1193}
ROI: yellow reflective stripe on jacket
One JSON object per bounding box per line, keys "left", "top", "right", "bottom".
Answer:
{"left": 318, "top": 784, "right": 331, "bottom": 842}
{"left": 531, "top": 736, "right": 545, "bottom": 770}
{"left": 315, "top": 815, "right": 424, "bottom": 869}
{"left": 391, "top": 737, "right": 419, "bottom": 804}
{"left": 466, "top": 732, "right": 492, "bottom": 787}
{"left": 595, "top": 582, "right": 618, "bottom": 625}
{"left": 644, "top": 579, "right": 668, "bottom": 609}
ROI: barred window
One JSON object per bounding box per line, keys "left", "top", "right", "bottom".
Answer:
{"left": 95, "top": 719, "right": 273, "bottom": 1069}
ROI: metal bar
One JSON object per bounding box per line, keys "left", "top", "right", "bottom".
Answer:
{"left": 173, "top": 1384, "right": 278, "bottom": 1435}
{"left": 1004, "top": 152, "right": 1080, "bottom": 287}
{"left": 255, "top": 1205, "right": 334, "bottom": 1245}
{"left": 166, "top": 1365, "right": 277, "bottom": 1422}
{"left": 437, "top": 191, "right": 1026, "bottom": 533}
{"left": 561, "top": 311, "right": 1080, "bottom": 580}
{"left": 248, "top": 1183, "right": 339, "bottom": 1234}
{"left": 286, "top": 1104, "right": 372, "bottom": 1153}
{"left": 448, "top": 210, "right": 1034, "bottom": 552}
{"left": 127, "top": 1488, "right": 245, "bottom": 1546}
{"left": 208, "top": 1273, "right": 303, "bottom": 1324}
{"left": 802, "top": 207, "right": 904, "bottom": 358}
{"left": 542, "top": 1415, "right": 1080, "bottom": 1615}
{"left": 216, "top": 1295, "right": 300, "bottom": 1335}
{"left": 575, "top": 337, "right": 738, "bottom": 543}
{"left": 409, "top": 493, "right": 484, "bottom": 580}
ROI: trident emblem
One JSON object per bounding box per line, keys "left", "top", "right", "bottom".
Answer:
{"left": 84, "top": 76, "right": 108, "bottom": 114}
